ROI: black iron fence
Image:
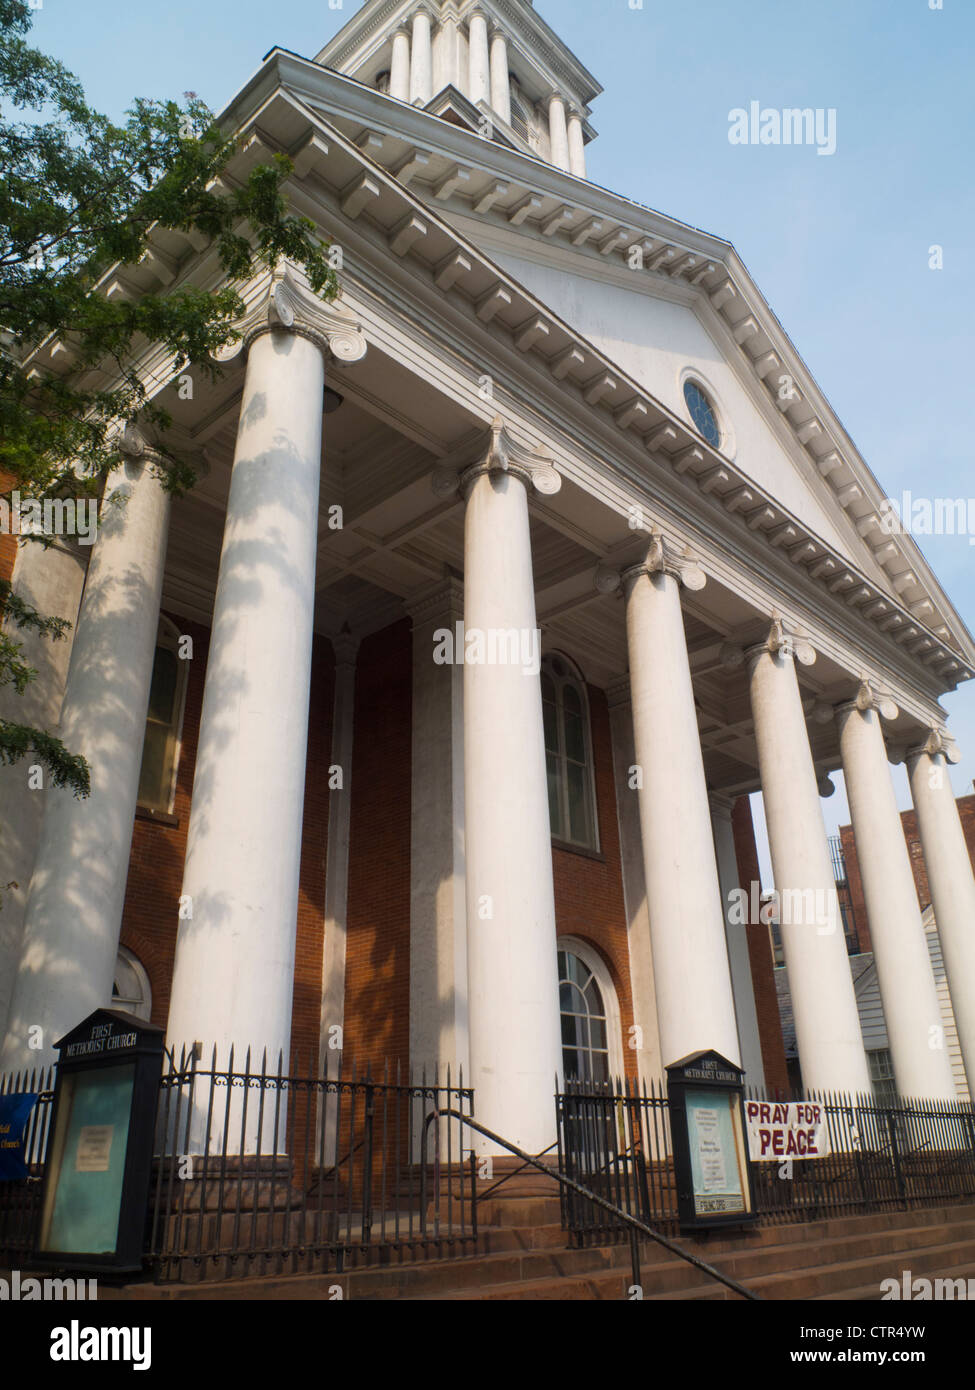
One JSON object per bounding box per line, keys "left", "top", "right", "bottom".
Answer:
{"left": 0, "top": 1065, "right": 55, "bottom": 1263}
{"left": 147, "top": 1048, "right": 477, "bottom": 1282}
{"left": 556, "top": 1078, "right": 975, "bottom": 1247}
{"left": 4, "top": 1059, "right": 975, "bottom": 1284}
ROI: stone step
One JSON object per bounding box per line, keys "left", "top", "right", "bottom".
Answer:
{"left": 816, "top": 1260, "right": 975, "bottom": 1301}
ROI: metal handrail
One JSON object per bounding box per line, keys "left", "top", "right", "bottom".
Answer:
{"left": 425, "top": 1106, "right": 761, "bottom": 1301}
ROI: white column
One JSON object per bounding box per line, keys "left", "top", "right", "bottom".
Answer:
{"left": 438, "top": 420, "right": 563, "bottom": 1153}
{"left": 567, "top": 108, "right": 587, "bottom": 178}
{"left": 907, "top": 729, "right": 975, "bottom": 1097}
{"left": 166, "top": 331, "right": 325, "bottom": 1072}
{"left": 548, "top": 93, "right": 570, "bottom": 172}
{"left": 390, "top": 25, "right": 411, "bottom": 102}
{"left": 0, "top": 430, "right": 170, "bottom": 1071}
{"left": 410, "top": 9, "right": 433, "bottom": 106}
{"left": 0, "top": 535, "right": 86, "bottom": 1040}
{"left": 837, "top": 683, "right": 957, "bottom": 1101}
{"left": 489, "top": 26, "right": 511, "bottom": 125}
{"left": 468, "top": 8, "right": 490, "bottom": 106}
{"left": 710, "top": 794, "right": 765, "bottom": 1086}
{"left": 741, "top": 623, "right": 870, "bottom": 1094}
{"left": 607, "top": 679, "right": 663, "bottom": 1086}
{"left": 607, "top": 536, "right": 740, "bottom": 1068}
{"left": 408, "top": 580, "right": 469, "bottom": 1079}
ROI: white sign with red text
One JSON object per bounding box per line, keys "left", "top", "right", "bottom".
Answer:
{"left": 744, "top": 1100, "right": 831, "bottom": 1161}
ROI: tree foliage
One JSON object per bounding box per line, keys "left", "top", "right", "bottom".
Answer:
{"left": 0, "top": 0, "right": 336, "bottom": 796}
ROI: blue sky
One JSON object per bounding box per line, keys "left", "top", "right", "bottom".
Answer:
{"left": 26, "top": 0, "right": 974, "bottom": 879}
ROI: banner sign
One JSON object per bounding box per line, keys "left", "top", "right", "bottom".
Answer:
{"left": 745, "top": 1099, "right": 831, "bottom": 1161}
{"left": 0, "top": 1093, "right": 38, "bottom": 1180}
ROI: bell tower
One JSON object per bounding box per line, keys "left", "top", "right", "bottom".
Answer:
{"left": 314, "top": 0, "right": 601, "bottom": 177}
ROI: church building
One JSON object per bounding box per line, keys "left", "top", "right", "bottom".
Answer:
{"left": 3, "top": 0, "right": 975, "bottom": 1160}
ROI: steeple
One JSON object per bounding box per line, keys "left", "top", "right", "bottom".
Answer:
{"left": 314, "top": 0, "right": 601, "bottom": 177}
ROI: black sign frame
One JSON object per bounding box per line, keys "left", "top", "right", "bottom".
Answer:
{"left": 33, "top": 1008, "right": 164, "bottom": 1274}
{"left": 666, "top": 1049, "right": 758, "bottom": 1233}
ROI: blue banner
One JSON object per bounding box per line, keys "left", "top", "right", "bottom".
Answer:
{"left": 0, "top": 1093, "right": 38, "bottom": 1180}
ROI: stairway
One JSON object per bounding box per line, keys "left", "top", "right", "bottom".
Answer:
{"left": 102, "top": 1169, "right": 975, "bottom": 1301}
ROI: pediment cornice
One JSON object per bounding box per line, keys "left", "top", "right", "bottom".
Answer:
{"left": 31, "top": 67, "right": 973, "bottom": 700}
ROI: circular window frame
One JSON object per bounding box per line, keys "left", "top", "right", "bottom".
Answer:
{"left": 678, "top": 367, "right": 736, "bottom": 461}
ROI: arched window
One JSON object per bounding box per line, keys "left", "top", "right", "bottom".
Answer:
{"left": 137, "top": 616, "right": 188, "bottom": 814}
{"left": 111, "top": 945, "right": 152, "bottom": 1021}
{"left": 559, "top": 949, "right": 609, "bottom": 1083}
{"left": 541, "top": 655, "right": 598, "bottom": 850}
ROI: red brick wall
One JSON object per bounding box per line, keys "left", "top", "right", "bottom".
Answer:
{"left": 553, "top": 685, "right": 636, "bottom": 1079}
{"left": 731, "top": 796, "right": 790, "bottom": 1094}
{"left": 342, "top": 620, "right": 413, "bottom": 1074}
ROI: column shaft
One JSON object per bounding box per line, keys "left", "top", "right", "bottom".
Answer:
{"left": 166, "top": 328, "right": 324, "bottom": 1069}
{"left": 489, "top": 29, "right": 511, "bottom": 124}
{"left": 625, "top": 566, "right": 740, "bottom": 1067}
{"left": 390, "top": 28, "right": 411, "bottom": 101}
{"left": 908, "top": 748, "right": 975, "bottom": 1096}
{"left": 839, "top": 703, "right": 956, "bottom": 1100}
{"left": 1, "top": 450, "right": 170, "bottom": 1071}
{"left": 464, "top": 470, "right": 562, "bottom": 1152}
{"left": 548, "top": 94, "right": 570, "bottom": 172}
{"left": 567, "top": 112, "right": 587, "bottom": 178}
{"left": 748, "top": 646, "right": 870, "bottom": 1093}
{"left": 468, "top": 10, "right": 490, "bottom": 106}
{"left": 410, "top": 11, "right": 433, "bottom": 105}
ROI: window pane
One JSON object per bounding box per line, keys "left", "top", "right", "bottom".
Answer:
{"left": 563, "top": 684, "right": 581, "bottom": 717}
{"left": 546, "top": 754, "right": 563, "bottom": 836}
{"left": 542, "top": 693, "right": 559, "bottom": 753}
{"left": 147, "top": 648, "right": 178, "bottom": 725}
{"left": 567, "top": 762, "right": 590, "bottom": 843}
{"left": 590, "top": 1017, "right": 607, "bottom": 1051}
{"left": 564, "top": 710, "right": 585, "bottom": 763}
{"left": 137, "top": 723, "right": 169, "bottom": 809}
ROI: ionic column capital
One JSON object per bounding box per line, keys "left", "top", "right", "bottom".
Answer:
{"left": 744, "top": 615, "right": 816, "bottom": 670}
{"left": 432, "top": 416, "right": 562, "bottom": 500}
{"left": 905, "top": 725, "right": 962, "bottom": 766}
{"left": 836, "top": 678, "right": 899, "bottom": 724}
{"left": 213, "top": 261, "right": 368, "bottom": 366}
{"left": 598, "top": 532, "right": 707, "bottom": 597}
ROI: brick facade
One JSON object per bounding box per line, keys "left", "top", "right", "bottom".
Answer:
{"left": 553, "top": 684, "right": 636, "bottom": 1078}
{"left": 341, "top": 620, "right": 413, "bottom": 1074}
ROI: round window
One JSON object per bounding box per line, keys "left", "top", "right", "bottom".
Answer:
{"left": 683, "top": 380, "right": 721, "bottom": 449}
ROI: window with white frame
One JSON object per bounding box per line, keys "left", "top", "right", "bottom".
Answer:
{"left": 136, "top": 616, "right": 188, "bottom": 814}
{"left": 868, "top": 1048, "right": 898, "bottom": 1107}
{"left": 111, "top": 945, "right": 152, "bottom": 1022}
{"left": 541, "top": 654, "right": 598, "bottom": 851}
{"left": 558, "top": 948, "right": 611, "bottom": 1084}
